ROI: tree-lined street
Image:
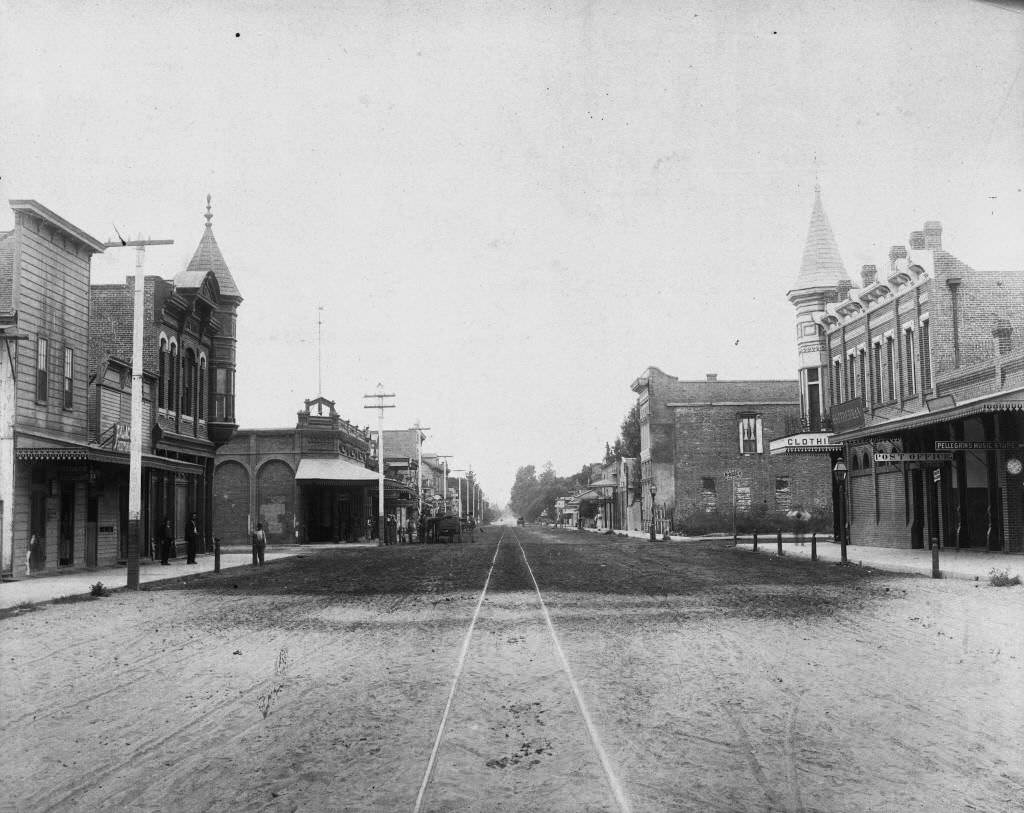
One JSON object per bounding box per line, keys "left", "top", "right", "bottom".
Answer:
{"left": 4, "top": 529, "right": 1023, "bottom": 811}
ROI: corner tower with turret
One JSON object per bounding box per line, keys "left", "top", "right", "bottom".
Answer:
{"left": 787, "top": 186, "right": 851, "bottom": 431}
{"left": 177, "top": 195, "right": 242, "bottom": 445}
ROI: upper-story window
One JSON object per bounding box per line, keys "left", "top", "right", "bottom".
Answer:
{"left": 738, "top": 413, "right": 763, "bottom": 455}
{"left": 886, "top": 336, "right": 896, "bottom": 401}
{"left": 871, "top": 342, "right": 882, "bottom": 405}
{"left": 158, "top": 339, "right": 166, "bottom": 409}
{"left": 213, "top": 367, "right": 235, "bottom": 421}
{"left": 35, "top": 337, "right": 48, "bottom": 403}
{"left": 919, "top": 320, "right": 932, "bottom": 393}
{"left": 857, "top": 348, "right": 866, "bottom": 400}
{"left": 63, "top": 347, "right": 73, "bottom": 409}
{"left": 181, "top": 349, "right": 196, "bottom": 417}
{"left": 904, "top": 327, "right": 916, "bottom": 397}
{"left": 832, "top": 359, "right": 842, "bottom": 405}
{"left": 169, "top": 342, "right": 178, "bottom": 412}
{"left": 199, "top": 357, "right": 207, "bottom": 421}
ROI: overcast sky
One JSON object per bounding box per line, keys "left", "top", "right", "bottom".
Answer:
{"left": 2, "top": 0, "right": 1023, "bottom": 506}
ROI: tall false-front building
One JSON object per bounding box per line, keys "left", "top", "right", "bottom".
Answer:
{"left": 0, "top": 201, "right": 106, "bottom": 578}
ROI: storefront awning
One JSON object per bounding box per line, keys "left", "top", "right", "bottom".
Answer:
{"left": 295, "top": 457, "right": 379, "bottom": 482}
{"left": 837, "top": 387, "right": 1024, "bottom": 442}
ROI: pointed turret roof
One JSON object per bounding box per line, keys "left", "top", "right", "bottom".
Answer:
{"left": 176, "top": 195, "right": 242, "bottom": 301}
{"left": 790, "top": 185, "right": 849, "bottom": 292}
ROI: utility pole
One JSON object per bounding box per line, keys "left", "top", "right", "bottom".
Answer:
{"left": 103, "top": 234, "right": 174, "bottom": 589}
{"left": 409, "top": 421, "right": 430, "bottom": 516}
{"left": 316, "top": 306, "right": 324, "bottom": 397}
{"left": 434, "top": 455, "right": 452, "bottom": 514}
{"left": 451, "top": 469, "right": 466, "bottom": 517}
{"left": 363, "top": 384, "right": 395, "bottom": 541}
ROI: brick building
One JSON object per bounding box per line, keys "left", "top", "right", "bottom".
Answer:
{"left": 89, "top": 197, "right": 242, "bottom": 560}
{"left": 631, "top": 367, "right": 834, "bottom": 534}
{"left": 819, "top": 214, "right": 1024, "bottom": 552}
{"left": 214, "top": 396, "right": 377, "bottom": 544}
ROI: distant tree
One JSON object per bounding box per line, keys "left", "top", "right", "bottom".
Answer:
{"left": 509, "top": 465, "right": 538, "bottom": 518}
{"left": 617, "top": 402, "right": 641, "bottom": 459}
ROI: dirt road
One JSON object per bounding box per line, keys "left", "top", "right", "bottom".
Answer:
{"left": 3, "top": 526, "right": 1023, "bottom": 811}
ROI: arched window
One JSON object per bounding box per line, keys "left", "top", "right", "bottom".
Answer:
{"left": 158, "top": 338, "right": 167, "bottom": 409}
{"left": 198, "top": 356, "right": 207, "bottom": 421}
{"left": 169, "top": 342, "right": 178, "bottom": 413}
{"left": 182, "top": 349, "right": 196, "bottom": 417}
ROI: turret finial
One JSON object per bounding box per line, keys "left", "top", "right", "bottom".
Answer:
{"left": 204, "top": 194, "right": 213, "bottom": 228}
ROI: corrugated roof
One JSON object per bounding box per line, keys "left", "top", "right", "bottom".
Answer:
{"left": 790, "top": 185, "right": 850, "bottom": 292}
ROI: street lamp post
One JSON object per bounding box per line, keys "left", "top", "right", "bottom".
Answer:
{"left": 649, "top": 484, "right": 657, "bottom": 542}
{"left": 833, "top": 458, "right": 848, "bottom": 563}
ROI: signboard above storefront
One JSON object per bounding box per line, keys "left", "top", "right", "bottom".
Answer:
{"left": 874, "top": 452, "right": 954, "bottom": 463}
{"left": 830, "top": 398, "right": 865, "bottom": 432}
{"left": 769, "top": 432, "right": 842, "bottom": 455}
{"left": 935, "top": 441, "right": 1024, "bottom": 451}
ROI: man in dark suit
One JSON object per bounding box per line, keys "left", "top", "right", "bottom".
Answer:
{"left": 185, "top": 512, "right": 201, "bottom": 563}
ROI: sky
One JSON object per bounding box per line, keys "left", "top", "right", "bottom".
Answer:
{"left": 2, "top": 0, "right": 1023, "bottom": 507}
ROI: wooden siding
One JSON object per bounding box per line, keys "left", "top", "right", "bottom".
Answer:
{"left": 14, "top": 220, "right": 91, "bottom": 442}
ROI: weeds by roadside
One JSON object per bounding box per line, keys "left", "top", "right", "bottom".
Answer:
{"left": 988, "top": 568, "right": 1021, "bottom": 587}
{"left": 90, "top": 581, "right": 110, "bottom": 597}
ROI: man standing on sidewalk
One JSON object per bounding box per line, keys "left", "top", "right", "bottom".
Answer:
{"left": 185, "top": 512, "right": 201, "bottom": 564}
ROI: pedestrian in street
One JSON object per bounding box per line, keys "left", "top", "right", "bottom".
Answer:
{"left": 160, "top": 517, "right": 173, "bottom": 565}
{"left": 26, "top": 532, "right": 37, "bottom": 577}
{"left": 417, "top": 515, "right": 426, "bottom": 544}
{"left": 253, "top": 522, "right": 267, "bottom": 566}
{"left": 406, "top": 517, "right": 416, "bottom": 545}
{"left": 185, "top": 512, "right": 200, "bottom": 563}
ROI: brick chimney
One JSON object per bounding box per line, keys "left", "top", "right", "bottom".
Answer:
{"left": 860, "top": 264, "right": 877, "bottom": 287}
{"left": 993, "top": 318, "right": 1013, "bottom": 355}
{"left": 888, "top": 244, "right": 907, "bottom": 273}
{"left": 924, "top": 221, "right": 942, "bottom": 250}
{"left": 706, "top": 373, "right": 718, "bottom": 382}
{"left": 837, "top": 278, "right": 853, "bottom": 300}
{"left": 908, "top": 231, "right": 925, "bottom": 250}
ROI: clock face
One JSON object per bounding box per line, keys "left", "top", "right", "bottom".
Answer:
{"left": 1008, "top": 458, "right": 1023, "bottom": 476}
